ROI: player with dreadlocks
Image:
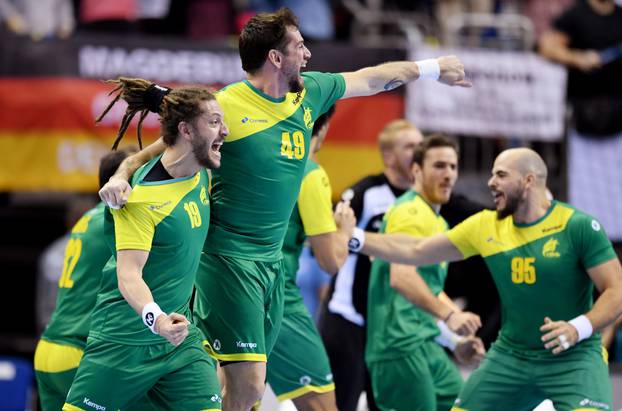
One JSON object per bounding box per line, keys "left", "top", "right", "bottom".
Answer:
{"left": 62, "top": 77, "right": 228, "bottom": 411}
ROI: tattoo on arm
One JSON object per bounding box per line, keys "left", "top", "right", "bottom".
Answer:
{"left": 384, "top": 78, "right": 405, "bottom": 91}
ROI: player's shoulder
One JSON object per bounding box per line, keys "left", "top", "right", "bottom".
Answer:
{"left": 556, "top": 201, "right": 602, "bottom": 231}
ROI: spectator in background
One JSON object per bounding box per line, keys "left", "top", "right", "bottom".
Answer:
{"left": 248, "top": 0, "right": 335, "bottom": 40}
{"left": 79, "top": 0, "right": 138, "bottom": 33}
{"left": 0, "top": 0, "right": 74, "bottom": 39}
{"left": 539, "top": 0, "right": 622, "bottom": 239}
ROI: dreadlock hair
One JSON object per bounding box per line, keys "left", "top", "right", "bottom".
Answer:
{"left": 96, "top": 77, "right": 216, "bottom": 150}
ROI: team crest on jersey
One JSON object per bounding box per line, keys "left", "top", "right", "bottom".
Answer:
{"left": 200, "top": 186, "right": 209, "bottom": 205}
{"left": 542, "top": 238, "right": 561, "bottom": 258}
{"left": 303, "top": 107, "right": 314, "bottom": 129}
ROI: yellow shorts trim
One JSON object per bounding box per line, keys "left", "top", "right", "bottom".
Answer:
{"left": 450, "top": 407, "right": 467, "bottom": 411}
{"left": 34, "top": 339, "right": 83, "bottom": 373}
{"left": 62, "top": 403, "right": 85, "bottom": 411}
{"left": 276, "top": 383, "right": 336, "bottom": 402}
{"left": 601, "top": 345, "right": 609, "bottom": 364}
{"left": 573, "top": 408, "right": 605, "bottom": 411}
{"left": 203, "top": 339, "right": 266, "bottom": 362}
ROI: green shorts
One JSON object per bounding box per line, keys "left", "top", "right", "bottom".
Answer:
{"left": 267, "top": 308, "right": 335, "bottom": 401}
{"left": 451, "top": 343, "right": 611, "bottom": 411}
{"left": 63, "top": 327, "right": 221, "bottom": 411}
{"left": 367, "top": 340, "right": 463, "bottom": 411}
{"left": 194, "top": 253, "right": 284, "bottom": 362}
{"left": 34, "top": 339, "right": 83, "bottom": 411}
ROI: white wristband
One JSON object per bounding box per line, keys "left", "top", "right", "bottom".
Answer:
{"left": 435, "top": 320, "right": 464, "bottom": 351}
{"left": 348, "top": 227, "right": 365, "bottom": 252}
{"left": 415, "top": 59, "right": 440, "bottom": 80}
{"left": 142, "top": 302, "right": 165, "bottom": 334}
{"left": 569, "top": 315, "right": 593, "bottom": 343}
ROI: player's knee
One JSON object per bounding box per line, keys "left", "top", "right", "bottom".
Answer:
{"left": 228, "top": 374, "right": 265, "bottom": 402}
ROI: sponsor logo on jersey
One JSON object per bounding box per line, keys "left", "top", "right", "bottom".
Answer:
{"left": 200, "top": 186, "right": 209, "bottom": 205}
{"left": 299, "top": 375, "right": 312, "bottom": 385}
{"left": 303, "top": 106, "right": 314, "bottom": 129}
{"left": 241, "top": 116, "right": 267, "bottom": 124}
{"left": 542, "top": 238, "right": 561, "bottom": 258}
{"left": 213, "top": 339, "right": 221, "bottom": 350}
{"left": 148, "top": 201, "right": 171, "bottom": 211}
{"left": 236, "top": 341, "right": 258, "bottom": 349}
{"left": 83, "top": 397, "right": 106, "bottom": 411}
{"left": 578, "top": 397, "right": 610, "bottom": 410}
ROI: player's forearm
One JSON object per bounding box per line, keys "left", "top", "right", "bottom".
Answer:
{"left": 312, "top": 230, "right": 350, "bottom": 275}
{"left": 117, "top": 269, "right": 156, "bottom": 316}
{"left": 349, "top": 61, "right": 420, "bottom": 96}
{"left": 585, "top": 285, "right": 622, "bottom": 333}
{"left": 390, "top": 266, "right": 452, "bottom": 320}
{"left": 539, "top": 31, "right": 582, "bottom": 68}
{"left": 360, "top": 232, "right": 419, "bottom": 265}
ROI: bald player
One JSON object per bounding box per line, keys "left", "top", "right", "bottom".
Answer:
{"left": 346, "top": 148, "right": 622, "bottom": 411}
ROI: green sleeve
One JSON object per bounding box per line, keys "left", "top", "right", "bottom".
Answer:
{"left": 302, "top": 72, "right": 346, "bottom": 115}
{"left": 568, "top": 212, "right": 617, "bottom": 269}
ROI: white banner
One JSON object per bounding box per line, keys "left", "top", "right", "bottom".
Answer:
{"left": 406, "top": 46, "right": 567, "bottom": 141}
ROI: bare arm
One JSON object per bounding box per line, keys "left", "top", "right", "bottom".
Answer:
{"left": 539, "top": 30, "right": 602, "bottom": 72}
{"left": 309, "top": 200, "right": 356, "bottom": 274}
{"left": 390, "top": 263, "right": 481, "bottom": 335}
{"left": 309, "top": 231, "right": 349, "bottom": 275}
{"left": 340, "top": 55, "right": 471, "bottom": 99}
{"left": 541, "top": 258, "right": 622, "bottom": 354}
{"left": 361, "top": 232, "right": 464, "bottom": 266}
{"left": 116, "top": 249, "right": 189, "bottom": 346}
{"left": 99, "top": 138, "right": 166, "bottom": 208}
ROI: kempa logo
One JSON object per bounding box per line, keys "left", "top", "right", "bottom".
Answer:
{"left": 485, "top": 236, "right": 505, "bottom": 246}
{"left": 542, "top": 238, "right": 561, "bottom": 258}
{"left": 145, "top": 312, "right": 155, "bottom": 326}
{"left": 241, "top": 117, "right": 268, "bottom": 124}
{"left": 299, "top": 375, "right": 311, "bottom": 385}
{"left": 592, "top": 219, "right": 601, "bottom": 231}
{"left": 579, "top": 398, "right": 610, "bottom": 410}
{"left": 213, "top": 339, "right": 221, "bottom": 350}
{"left": 210, "top": 394, "right": 223, "bottom": 403}
{"left": 83, "top": 397, "right": 106, "bottom": 411}
{"left": 236, "top": 341, "right": 258, "bottom": 349}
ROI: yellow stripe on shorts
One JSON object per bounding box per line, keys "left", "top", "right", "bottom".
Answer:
{"left": 62, "top": 403, "right": 85, "bottom": 411}
{"left": 276, "top": 383, "right": 336, "bottom": 401}
{"left": 34, "top": 339, "right": 83, "bottom": 373}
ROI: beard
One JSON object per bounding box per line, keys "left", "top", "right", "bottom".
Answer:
{"left": 496, "top": 186, "right": 523, "bottom": 220}
{"left": 191, "top": 134, "right": 220, "bottom": 169}
{"left": 289, "top": 75, "right": 304, "bottom": 93}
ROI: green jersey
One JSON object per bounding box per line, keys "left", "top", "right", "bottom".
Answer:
{"left": 42, "top": 203, "right": 109, "bottom": 349}
{"left": 446, "top": 200, "right": 617, "bottom": 357}
{"left": 89, "top": 156, "right": 210, "bottom": 345}
{"left": 205, "top": 72, "right": 345, "bottom": 261}
{"left": 366, "top": 190, "right": 449, "bottom": 363}
{"left": 282, "top": 159, "right": 336, "bottom": 314}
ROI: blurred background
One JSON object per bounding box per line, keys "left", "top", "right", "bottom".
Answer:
{"left": 0, "top": 0, "right": 621, "bottom": 409}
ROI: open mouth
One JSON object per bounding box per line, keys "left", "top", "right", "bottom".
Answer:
{"left": 491, "top": 191, "right": 504, "bottom": 205}
{"left": 210, "top": 141, "right": 223, "bottom": 157}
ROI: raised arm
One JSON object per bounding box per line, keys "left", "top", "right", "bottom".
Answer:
{"left": 340, "top": 55, "right": 471, "bottom": 99}
{"left": 99, "top": 138, "right": 166, "bottom": 208}
{"left": 356, "top": 231, "right": 464, "bottom": 266}
{"left": 117, "top": 249, "right": 189, "bottom": 346}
